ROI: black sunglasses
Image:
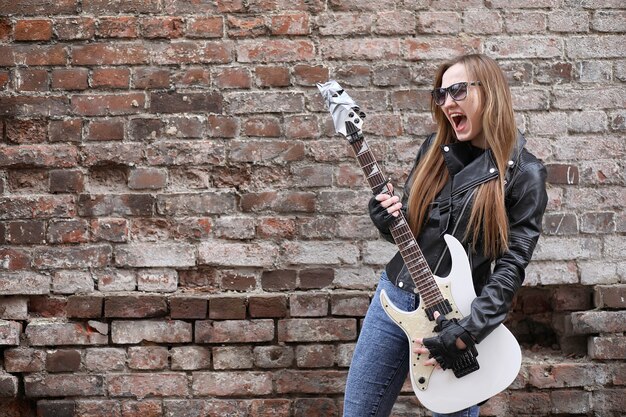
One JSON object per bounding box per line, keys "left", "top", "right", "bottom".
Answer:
{"left": 431, "top": 81, "right": 481, "bottom": 106}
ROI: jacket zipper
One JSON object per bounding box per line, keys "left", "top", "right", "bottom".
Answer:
{"left": 432, "top": 187, "right": 477, "bottom": 275}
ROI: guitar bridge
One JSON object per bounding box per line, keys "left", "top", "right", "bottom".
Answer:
{"left": 451, "top": 347, "right": 480, "bottom": 378}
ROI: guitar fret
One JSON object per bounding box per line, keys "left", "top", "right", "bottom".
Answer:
{"left": 348, "top": 136, "right": 443, "bottom": 300}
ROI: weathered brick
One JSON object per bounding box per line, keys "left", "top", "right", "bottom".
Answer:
{"left": 86, "top": 118, "right": 125, "bottom": 141}
{"left": 570, "top": 311, "right": 626, "bottom": 334}
{"left": 108, "top": 374, "right": 189, "bottom": 399}
{"left": 0, "top": 272, "right": 50, "bottom": 295}
{"left": 213, "top": 346, "right": 253, "bottom": 370}
{"left": 282, "top": 241, "right": 359, "bottom": 265}
{"left": 275, "top": 370, "right": 347, "bottom": 394}
{"left": 209, "top": 296, "right": 246, "bottom": 320}
{"left": 128, "top": 346, "right": 169, "bottom": 370}
{"left": 198, "top": 241, "right": 278, "bottom": 267}
{"left": 170, "top": 346, "right": 211, "bottom": 371}
{"left": 261, "top": 270, "right": 297, "bottom": 291}
{"left": 289, "top": 294, "right": 329, "bottom": 317}
{"left": 120, "top": 400, "right": 162, "bottom": 417}
{"left": 46, "top": 349, "right": 81, "bottom": 372}
{"left": 249, "top": 295, "right": 288, "bottom": 318}
{"left": 67, "top": 295, "right": 103, "bottom": 318}
{"left": 589, "top": 336, "right": 626, "bottom": 360}
{"left": 0, "top": 374, "right": 19, "bottom": 397}
{"left": 192, "top": 372, "right": 272, "bottom": 396}
{"left": 169, "top": 296, "right": 207, "bottom": 319}
{"left": 296, "top": 344, "right": 335, "bottom": 368}
{"left": 331, "top": 293, "right": 370, "bottom": 316}
{"left": 25, "top": 375, "right": 104, "bottom": 397}
{"left": 26, "top": 321, "right": 108, "bottom": 346}
{"left": 195, "top": 320, "right": 274, "bottom": 344}
{"left": 111, "top": 320, "right": 192, "bottom": 344}
{"left": 28, "top": 296, "right": 67, "bottom": 318}
{"left": 96, "top": 269, "right": 136, "bottom": 292}
{"left": 0, "top": 297, "right": 28, "bottom": 320}
{"left": 294, "top": 398, "right": 339, "bottom": 417}
{"left": 253, "top": 346, "right": 294, "bottom": 369}
{"left": 84, "top": 348, "right": 126, "bottom": 372}
{"left": 37, "top": 400, "right": 76, "bottom": 417}
{"left": 595, "top": 285, "right": 626, "bottom": 309}
{"left": 299, "top": 268, "right": 335, "bottom": 289}
{"left": 278, "top": 319, "right": 357, "bottom": 342}
{"left": 55, "top": 17, "right": 96, "bottom": 40}
{"left": 115, "top": 243, "right": 195, "bottom": 268}
{"left": 0, "top": 320, "right": 21, "bottom": 346}
{"left": 4, "top": 347, "right": 46, "bottom": 373}
{"left": 33, "top": 245, "right": 112, "bottom": 269}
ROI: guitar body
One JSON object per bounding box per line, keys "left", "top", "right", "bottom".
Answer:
{"left": 380, "top": 234, "right": 522, "bottom": 414}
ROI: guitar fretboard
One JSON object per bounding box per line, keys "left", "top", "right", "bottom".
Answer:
{"left": 350, "top": 137, "right": 445, "bottom": 308}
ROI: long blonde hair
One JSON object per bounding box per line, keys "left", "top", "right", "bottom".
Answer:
{"left": 407, "top": 54, "right": 517, "bottom": 259}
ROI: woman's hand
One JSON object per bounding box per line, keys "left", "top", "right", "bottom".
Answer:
{"left": 374, "top": 183, "right": 403, "bottom": 217}
{"left": 413, "top": 311, "right": 468, "bottom": 368}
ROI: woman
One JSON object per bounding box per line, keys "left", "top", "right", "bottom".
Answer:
{"left": 342, "top": 54, "right": 548, "bottom": 417}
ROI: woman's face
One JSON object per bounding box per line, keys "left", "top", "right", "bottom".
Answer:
{"left": 440, "top": 63, "right": 485, "bottom": 148}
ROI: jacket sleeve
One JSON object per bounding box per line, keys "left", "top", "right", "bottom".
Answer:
{"left": 375, "top": 134, "right": 435, "bottom": 243}
{"left": 458, "top": 160, "right": 548, "bottom": 343}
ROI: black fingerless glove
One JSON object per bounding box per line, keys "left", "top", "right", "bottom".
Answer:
{"left": 368, "top": 195, "right": 395, "bottom": 233}
{"left": 422, "top": 315, "right": 476, "bottom": 372}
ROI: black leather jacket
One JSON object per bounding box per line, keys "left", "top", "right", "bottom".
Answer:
{"left": 377, "top": 132, "right": 548, "bottom": 343}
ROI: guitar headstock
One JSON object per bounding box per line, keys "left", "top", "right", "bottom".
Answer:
{"left": 317, "top": 80, "right": 366, "bottom": 139}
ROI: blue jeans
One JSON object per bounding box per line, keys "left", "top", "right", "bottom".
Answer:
{"left": 343, "top": 272, "right": 480, "bottom": 417}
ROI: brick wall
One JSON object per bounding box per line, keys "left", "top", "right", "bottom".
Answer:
{"left": 0, "top": 1, "right": 624, "bottom": 416}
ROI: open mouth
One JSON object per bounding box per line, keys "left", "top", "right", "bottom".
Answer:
{"left": 450, "top": 114, "right": 467, "bottom": 131}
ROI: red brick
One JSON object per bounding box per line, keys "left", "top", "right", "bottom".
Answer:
{"left": 294, "top": 398, "right": 339, "bottom": 417}
{"left": 84, "top": 348, "right": 126, "bottom": 372}
{"left": 248, "top": 399, "right": 291, "bottom": 417}
{"left": 275, "top": 370, "right": 346, "bottom": 394}
{"left": 16, "top": 68, "right": 48, "bottom": 92}
{"left": 92, "top": 68, "right": 131, "bottom": 89}
{"left": 209, "top": 296, "right": 247, "bottom": 320}
{"left": 112, "top": 320, "right": 192, "bottom": 344}
{"left": 0, "top": 320, "right": 21, "bottom": 346}
{"left": 0, "top": 70, "right": 9, "bottom": 89}
{"left": 592, "top": 388, "right": 626, "bottom": 413}
{"left": 28, "top": 295, "right": 66, "bottom": 317}
{"left": 105, "top": 295, "right": 167, "bottom": 318}
{"left": 191, "top": 372, "right": 272, "bottom": 396}
{"left": 47, "top": 219, "right": 89, "bottom": 243}
{"left": 6, "top": 119, "right": 47, "bottom": 144}
{"left": 37, "top": 400, "right": 76, "bottom": 417}
{"left": 284, "top": 115, "right": 320, "bottom": 139}
{"left": 589, "top": 336, "right": 626, "bottom": 360}
{"left": 133, "top": 67, "right": 170, "bottom": 89}
{"left": 86, "top": 120, "right": 125, "bottom": 143}
{"left": 595, "top": 285, "right": 626, "bottom": 309}
{"left": 0, "top": 248, "right": 31, "bottom": 271}
{"left": 249, "top": 295, "right": 288, "bottom": 318}
{"left": 4, "top": 347, "right": 46, "bottom": 372}
{"left": 90, "top": 218, "right": 128, "bottom": 243}
{"left": 289, "top": 294, "right": 329, "bottom": 317}
{"left": 51, "top": 68, "right": 89, "bottom": 91}
{"left": 331, "top": 293, "right": 370, "bottom": 316}
{"left": 81, "top": 143, "right": 143, "bottom": 167}
{"left": 108, "top": 373, "right": 189, "bottom": 398}
{"left": 128, "top": 346, "right": 169, "bottom": 370}
{"left": 46, "top": 349, "right": 82, "bottom": 372}
{"left": 0, "top": 18, "right": 11, "bottom": 41}
{"left": 25, "top": 374, "right": 104, "bottom": 397}
{"left": 256, "top": 217, "right": 297, "bottom": 239}
{"left": 122, "top": 400, "right": 163, "bottom": 417}
{"left": 78, "top": 194, "right": 154, "bottom": 217}
{"left": 219, "top": 270, "right": 257, "bottom": 292}
{"left": 121, "top": 400, "right": 162, "bottom": 417}
{"left": 261, "top": 270, "right": 297, "bottom": 291}
{"left": 97, "top": 16, "right": 138, "bottom": 38}
{"left": 8, "top": 169, "right": 48, "bottom": 193}
{"left": 6, "top": 220, "right": 45, "bottom": 244}
{"left": 172, "top": 67, "right": 211, "bottom": 87}
{"left": 67, "top": 295, "right": 103, "bottom": 318}
{"left": 278, "top": 319, "right": 356, "bottom": 342}
{"left": 128, "top": 167, "right": 167, "bottom": 190}
{"left": 255, "top": 66, "right": 290, "bottom": 87}
{"left": 33, "top": 245, "right": 111, "bottom": 269}
{"left": 296, "top": 344, "right": 335, "bottom": 368}
{"left": 170, "top": 297, "right": 207, "bottom": 319}
{"left": 149, "top": 91, "right": 222, "bottom": 114}
{"left": 187, "top": 16, "right": 224, "bottom": 38}
{"left": 83, "top": 0, "right": 160, "bottom": 14}
{"left": 270, "top": 13, "right": 310, "bottom": 35}
{"left": 542, "top": 213, "right": 578, "bottom": 235}
{"left": 253, "top": 346, "right": 294, "bottom": 369}
{"left": 75, "top": 400, "right": 121, "bottom": 417}
{"left": 299, "top": 268, "right": 334, "bottom": 289}
{"left": 204, "top": 114, "right": 237, "bottom": 138}
{"left": 72, "top": 44, "right": 149, "bottom": 66}
{"left": 49, "top": 119, "right": 82, "bottom": 142}
{"left": 15, "top": 19, "right": 53, "bottom": 41}
{"left": 227, "top": 15, "right": 267, "bottom": 38}
{"left": 141, "top": 17, "right": 184, "bottom": 39}
{"left": 72, "top": 93, "right": 145, "bottom": 116}
{"left": 55, "top": 17, "right": 96, "bottom": 40}
{"left": 152, "top": 42, "right": 232, "bottom": 65}
{"left": 26, "top": 321, "right": 108, "bottom": 346}
{"left": 195, "top": 319, "right": 274, "bottom": 344}
{"left": 243, "top": 116, "right": 281, "bottom": 137}
{"left": 214, "top": 67, "right": 252, "bottom": 89}
{"left": 170, "top": 346, "right": 211, "bottom": 371}
{"left": 237, "top": 39, "right": 315, "bottom": 62}
{"left": 179, "top": 268, "right": 220, "bottom": 291}
{"left": 213, "top": 346, "right": 253, "bottom": 370}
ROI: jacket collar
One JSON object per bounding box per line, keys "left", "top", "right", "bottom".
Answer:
{"left": 440, "top": 131, "right": 526, "bottom": 197}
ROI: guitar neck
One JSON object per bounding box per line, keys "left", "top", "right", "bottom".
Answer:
{"left": 348, "top": 136, "right": 445, "bottom": 307}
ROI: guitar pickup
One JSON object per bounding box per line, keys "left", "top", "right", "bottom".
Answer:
{"left": 451, "top": 347, "right": 480, "bottom": 378}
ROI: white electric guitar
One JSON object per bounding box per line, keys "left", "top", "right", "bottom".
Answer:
{"left": 317, "top": 81, "right": 521, "bottom": 414}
